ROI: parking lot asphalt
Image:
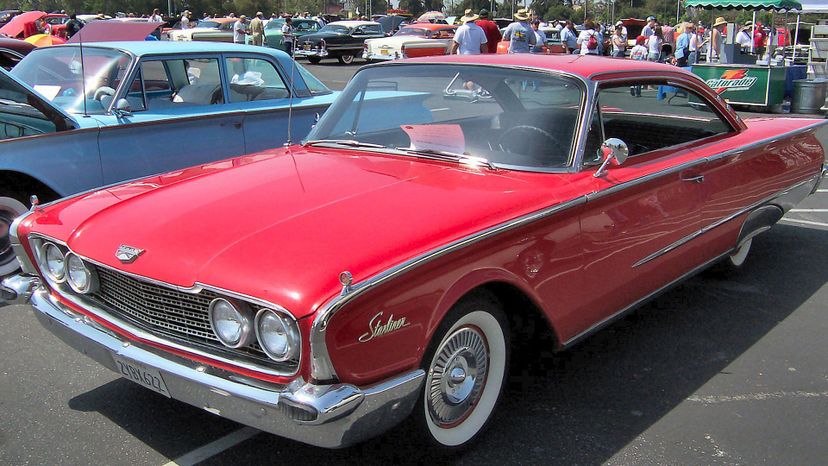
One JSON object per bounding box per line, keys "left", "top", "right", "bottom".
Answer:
{"left": 2, "top": 61, "right": 828, "bottom": 465}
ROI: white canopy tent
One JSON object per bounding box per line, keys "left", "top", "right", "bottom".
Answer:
{"left": 792, "top": 1, "right": 828, "bottom": 60}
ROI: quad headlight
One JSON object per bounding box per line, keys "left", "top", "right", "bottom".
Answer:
{"left": 38, "top": 242, "right": 67, "bottom": 283}
{"left": 255, "top": 309, "right": 299, "bottom": 362}
{"left": 208, "top": 298, "right": 254, "bottom": 348}
{"left": 65, "top": 252, "right": 98, "bottom": 294}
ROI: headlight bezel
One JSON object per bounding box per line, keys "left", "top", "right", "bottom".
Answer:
{"left": 38, "top": 241, "right": 67, "bottom": 283}
{"left": 255, "top": 308, "right": 300, "bottom": 363}
{"left": 208, "top": 297, "right": 255, "bottom": 349}
{"left": 64, "top": 252, "right": 99, "bottom": 294}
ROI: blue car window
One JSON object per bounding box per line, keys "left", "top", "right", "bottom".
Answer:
{"left": 224, "top": 57, "right": 289, "bottom": 103}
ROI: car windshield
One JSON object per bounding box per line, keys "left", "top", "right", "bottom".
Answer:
{"left": 306, "top": 64, "right": 583, "bottom": 170}
{"left": 265, "top": 19, "right": 284, "bottom": 29}
{"left": 320, "top": 24, "right": 348, "bottom": 34}
{"left": 197, "top": 20, "right": 220, "bottom": 28}
{"left": 12, "top": 47, "right": 131, "bottom": 115}
{"left": 395, "top": 27, "right": 429, "bottom": 37}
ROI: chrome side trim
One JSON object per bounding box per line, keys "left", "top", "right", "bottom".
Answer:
{"left": 562, "top": 248, "right": 733, "bottom": 349}
{"left": 706, "top": 119, "right": 828, "bottom": 164}
{"left": 586, "top": 158, "right": 708, "bottom": 202}
{"left": 27, "top": 233, "right": 301, "bottom": 378}
{"left": 309, "top": 195, "right": 588, "bottom": 381}
{"left": 632, "top": 176, "right": 819, "bottom": 268}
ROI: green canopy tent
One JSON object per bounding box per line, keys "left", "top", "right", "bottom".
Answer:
{"left": 685, "top": 0, "right": 803, "bottom": 55}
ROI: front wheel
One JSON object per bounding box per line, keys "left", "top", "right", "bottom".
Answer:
{"left": 337, "top": 53, "right": 354, "bottom": 65}
{"left": 416, "top": 292, "right": 509, "bottom": 448}
{"left": 0, "top": 193, "right": 29, "bottom": 276}
{"left": 307, "top": 56, "right": 322, "bottom": 64}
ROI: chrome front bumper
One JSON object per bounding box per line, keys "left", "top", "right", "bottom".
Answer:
{"left": 27, "top": 285, "right": 424, "bottom": 449}
{"left": 294, "top": 48, "right": 328, "bottom": 58}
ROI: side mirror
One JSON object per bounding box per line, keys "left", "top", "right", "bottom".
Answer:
{"left": 593, "top": 138, "right": 628, "bottom": 178}
{"left": 113, "top": 98, "right": 132, "bottom": 118}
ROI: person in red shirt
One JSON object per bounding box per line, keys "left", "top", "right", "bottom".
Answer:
{"left": 753, "top": 22, "right": 766, "bottom": 57}
{"left": 475, "top": 9, "right": 501, "bottom": 54}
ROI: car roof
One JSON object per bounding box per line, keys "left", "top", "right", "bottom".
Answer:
{"left": 398, "top": 54, "right": 687, "bottom": 80}
{"left": 49, "top": 41, "right": 284, "bottom": 57}
{"left": 329, "top": 20, "right": 380, "bottom": 27}
{"left": 404, "top": 22, "right": 456, "bottom": 31}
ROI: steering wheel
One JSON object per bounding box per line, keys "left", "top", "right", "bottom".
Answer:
{"left": 93, "top": 86, "right": 116, "bottom": 101}
{"left": 496, "top": 125, "right": 566, "bottom": 166}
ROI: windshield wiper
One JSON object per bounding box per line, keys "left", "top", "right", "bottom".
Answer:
{"left": 303, "top": 139, "right": 387, "bottom": 149}
{"left": 403, "top": 148, "right": 497, "bottom": 170}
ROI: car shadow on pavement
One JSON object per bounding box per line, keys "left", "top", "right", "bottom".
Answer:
{"left": 66, "top": 224, "right": 828, "bottom": 465}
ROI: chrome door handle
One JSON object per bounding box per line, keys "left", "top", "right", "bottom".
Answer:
{"left": 681, "top": 175, "right": 705, "bottom": 183}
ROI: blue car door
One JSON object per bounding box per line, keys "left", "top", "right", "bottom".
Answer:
{"left": 95, "top": 55, "right": 246, "bottom": 184}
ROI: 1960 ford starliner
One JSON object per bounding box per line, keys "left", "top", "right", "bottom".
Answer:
{"left": 4, "top": 55, "right": 826, "bottom": 449}
{"left": 0, "top": 41, "right": 335, "bottom": 274}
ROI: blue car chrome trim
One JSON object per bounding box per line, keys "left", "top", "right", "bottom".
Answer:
{"left": 27, "top": 286, "right": 424, "bottom": 448}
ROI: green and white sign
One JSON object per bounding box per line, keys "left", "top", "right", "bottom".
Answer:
{"left": 691, "top": 64, "right": 786, "bottom": 107}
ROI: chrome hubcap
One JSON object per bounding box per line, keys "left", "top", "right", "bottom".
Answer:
{"left": 427, "top": 326, "right": 488, "bottom": 427}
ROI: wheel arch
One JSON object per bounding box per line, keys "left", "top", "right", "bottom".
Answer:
{"left": 736, "top": 204, "right": 784, "bottom": 248}
{"left": 427, "top": 269, "right": 562, "bottom": 361}
{"left": 0, "top": 170, "right": 61, "bottom": 202}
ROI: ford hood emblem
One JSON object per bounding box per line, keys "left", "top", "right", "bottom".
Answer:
{"left": 115, "top": 244, "right": 145, "bottom": 264}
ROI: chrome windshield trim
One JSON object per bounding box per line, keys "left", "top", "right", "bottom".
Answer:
{"left": 309, "top": 195, "right": 588, "bottom": 381}
{"left": 325, "top": 61, "right": 591, "bottom": 174}
{"left": 27, "top": 233, "right": 300, "bottom": 378}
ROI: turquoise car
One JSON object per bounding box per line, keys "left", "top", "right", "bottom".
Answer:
{"left": 264, "top": 18, "right": 322, "bottom": 52}
{"left": 0, "top": 41, "right": 336, "bottom": 274}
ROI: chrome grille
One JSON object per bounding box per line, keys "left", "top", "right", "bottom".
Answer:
{"left": 88, "top": 266, "right": 277, "bottom": 364}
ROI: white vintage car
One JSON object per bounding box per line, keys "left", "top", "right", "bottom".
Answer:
{"left": 363, "top": 23, "right": 456, "bottom": 61}
{"left": 167, "top": 17, "right": 237, "bottom": 42}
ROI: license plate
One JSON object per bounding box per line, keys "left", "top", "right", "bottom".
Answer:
{"left": 113, "top": 355, "right": 170, "bottom": 397}
{"left": 303, "top": 44, "right": 311, "bottom": 50}
{"left": 380, "top": 49, "right": 389, "bottom": 55}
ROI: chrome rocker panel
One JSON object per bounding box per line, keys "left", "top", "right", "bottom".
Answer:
{"left": 29, "top": 286, "right": 424, "bottom": 449}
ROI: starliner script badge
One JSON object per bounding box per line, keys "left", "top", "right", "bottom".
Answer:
{"left": 358, "top": 312, "right": 410, "bottom": 343}
{"left": 115, "top": 244, "right": 145, "bottom": 264}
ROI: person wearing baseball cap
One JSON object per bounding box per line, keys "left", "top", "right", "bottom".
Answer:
{"left": 642, "top": 16, "right": 656, "bottom": 38}
{"left": 233, "top": 15, "right": 248, "bottom": 44}
{"left": 476, "top": 9, "right": 501, "bottom": 54}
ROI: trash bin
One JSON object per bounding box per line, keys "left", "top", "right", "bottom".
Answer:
{"left": 791, "top": 78, "right": 828, "bottom": 113}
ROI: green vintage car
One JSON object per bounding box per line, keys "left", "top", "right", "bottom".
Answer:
{"left": 264, "top": 18, "right": 322, "bottom": 52}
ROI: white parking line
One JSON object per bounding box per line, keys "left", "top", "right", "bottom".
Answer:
{"left": 779, "top": 218, "right": 828, "bottom": 228}
{"left": 817, "top": 189, "right": 828, "bottom": 193}
{"left": 161, "top": 427, "right": 259, "bottom": 466}
{"left": 789, "top": 209, "right": 828, "bottom": 212}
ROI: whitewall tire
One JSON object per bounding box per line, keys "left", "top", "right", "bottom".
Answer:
{"left": 419, "top": 294, "right": 509, "bottom": 448}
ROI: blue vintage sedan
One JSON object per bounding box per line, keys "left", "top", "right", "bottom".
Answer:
{"left": 0, "top": 41, "right": 337, "bottom": 274}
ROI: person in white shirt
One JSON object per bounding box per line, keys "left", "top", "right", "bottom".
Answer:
{"left": 647, "top": 27, "right": 662, "bottom": 61}
{"left": 736, "top": 22, "right": 753, "bottom": 51}
{"left": 149, "top": 8, "right": 163, "bottom": 23}
{"left": 233, "top": 15, "right": 248, "bottom": 44}
{"left": 451, "top": 12, "right": 487, "bottom": 55}
{"left": 180, "top": 10, "right": 190, "bottom": 29}
{"left": 576, "top": 19, "right": 600, "bottom": 55}
{"left": 281, "top": 17, "right": 294, "bottom": 55}
{"left": 641, "top": 16, "right": 656, "bottom": 38}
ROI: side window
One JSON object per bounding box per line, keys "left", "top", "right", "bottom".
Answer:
{"left": 0, "top": 72, "right": 58, "bottom": 139}
{"left": 224, "top": 57, "right": 289, "bottom": 102}
{"left": 365, "top": 25, "right": 383, "bottom": 35}
{"left": 595, "top": 83, "right": 733, "bottom": 158}
{"left": 133, "top": 58, "right": 223, "bottom": 111}
{"left": 584, "top": 85, "right": 731, "bottom": 157}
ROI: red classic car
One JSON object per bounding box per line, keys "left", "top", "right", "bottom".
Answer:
{"left": 4, "top": 55, "right": 826, "bottom": 449}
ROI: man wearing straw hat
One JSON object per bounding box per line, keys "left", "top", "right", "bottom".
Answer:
{"left": 451, "top": 10, "right": 487, "bottom": 55}
{"left": 736, "top": 20, "right": 753, "bottom": 51}
{"left": 711, "top": 16, "right": 727, "bottom": 61}
{"left": 503, "top": 8, "right": 536, "bottom": 54}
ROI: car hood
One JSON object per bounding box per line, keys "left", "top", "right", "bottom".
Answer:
{"left": 26, "top": 147, "right": 580, "bottom": 319}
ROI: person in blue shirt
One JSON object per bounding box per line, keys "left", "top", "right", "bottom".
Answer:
{"left": 675, "top": 22, "right": 692, "bottom": 67}
{"left": 561, "top": 20, "right": 578, "bottom": 54}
